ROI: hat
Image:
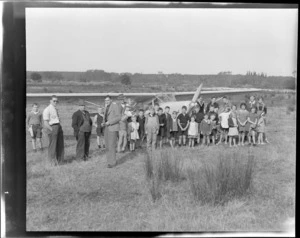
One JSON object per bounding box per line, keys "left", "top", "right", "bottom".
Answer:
{"left": 117, "top": 94, "right": 125, "bottom": 100}
{"left": 77, "top": 99, "right": 85, "bottom": 106}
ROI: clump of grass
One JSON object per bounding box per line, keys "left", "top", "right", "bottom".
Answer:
{"left": 187, "top": 152, "right": 255, "bottom": 205}
{"left": 144, "top": 149, "right": 184, "bottom": 202}
{"left": 144, "top": 153, "right": 162, "bottom": 202}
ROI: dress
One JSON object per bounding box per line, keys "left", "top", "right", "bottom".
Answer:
{"left": 237, "top": 109, "right": 249, "bottom": 132}
{"left": 256, "top": 117, "right": 265, "bottom": 133}
{"left": 228, "top": 117, "right": 239, "bottom": 136}
{"left": 130, "top": 122, "right": 140, "bottom": 141}
{"left": 188, "top": 121, "right": 199, "bottom": 138}
{"left": 247, "top": 112, "right": 258, "bottom": 132}
{"left": 200, "top": 119, "right": 212, "bottom": 136}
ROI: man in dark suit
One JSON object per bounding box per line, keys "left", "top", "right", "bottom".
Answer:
{"left": 72, "top": 99, "right": 93, "bottom": 161}
{"left": 103, "top": 95, "right": 122, "bottom": 168}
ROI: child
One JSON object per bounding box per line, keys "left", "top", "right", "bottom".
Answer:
{"left": 248, "top": 95, "right": 257, "bottom": 111}
{"left": 200, "top": 114, "right": 212, "bottom": 146}
{"left": 217, "top": 107, "right": 231, "bottom": 145}
{"left": 128, "top": 115, "right": 139, "bottom": 151}
{"left": 192, "top": 105, "right": 204, "bottom": 145}
{"left": 164, "top": 106, "right": 172, "bottom": 144}
{"left": 257, "top": 112, "right": 266, "bottom": 145}
{"left": 247, "top": 107, "right": 258, "bottom": 145}
{"left": 228, "top": 112, "right": 239, "bottom": 147}
{"left": 26, "top": 103, "right": 43, "bottom": 152}
{"left": 137, "top": 109, "right": 146, "bottom": 148}
{"left": 237, "top": 103, "right": 249, "bottom": 146}
{"left": 256, "top": 97, "right": 270, "bottom": 144}
{"left": 210, "top": 114, "right": 217, "bottom": 145}
{"left": 93, "top": 107, "right": 105, "bottom": 149}
{"left": 170, "top": 111, "right": 178, "bottom": 148}
{"left": 177, "top": 106, "right": 190, "bottom": 146}
{"left": 117, "top": 106, "right": 129, "bottom": 152}
{"left": 145, "top": 106, "right": 160, "bottom": 151}
{"left": 188, "top": 115, "right": 199, "bottom": 147}
{"left": 157, "top": 107, "right": 166, "bottom": 148}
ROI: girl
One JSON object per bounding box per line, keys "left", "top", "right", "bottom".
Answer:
{"left": 257, "top": 112, "right": 266, "bottom": 145}
{"left": 237, "top": 103, "right": 249, "bottom": 146}
{"left": 256, "top": 97, "right": 270, "bottom": 144}
{"left": 128, "top": 115, "right": 139, "bottom": 151}
{"left": 247, "top": 107, "right": 258, "bottom": 145}
{"left": 200, "top": 114, "right": 212, "bottom": 146}
{"left": 228, "top": 112, "right": 239, "bottom": 147}
{"left": 210, "top": 114, "right": 217, "bottom": 145}
{"left": 188, "top": 115, "right": 199, "bottom": 147}
{"left": 170, "top": 111, "right": 178, "bottom": 148}
{"left": 93, "top": 107, "right": 105, "bottom": 149}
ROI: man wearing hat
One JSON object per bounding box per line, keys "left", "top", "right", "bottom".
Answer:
{"left": 72, "top": 99, "right": 93, "bottom": 161}
{"left": 117, "top": 94, "right": 127, "bottom": 114}
{"left": 103, "top": 95, "right": 122, "bottom": 168}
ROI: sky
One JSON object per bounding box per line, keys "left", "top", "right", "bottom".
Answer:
{"left": 26, "top": 8, "right": 298, "bottom": 76}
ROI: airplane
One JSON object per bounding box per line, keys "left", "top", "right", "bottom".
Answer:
{"left": 26, "top": 84, "right": 263, "bottom": 114}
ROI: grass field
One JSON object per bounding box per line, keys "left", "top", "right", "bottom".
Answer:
{"left": 26, "top": 95, "right": 296, "bottom": 232}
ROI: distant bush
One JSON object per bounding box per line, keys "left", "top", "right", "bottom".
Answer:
{"left": 187, "top": 152, "right": 255, "bottom": 205}
{"left": 120, "top": 74, "right": 131, "bottom": 86}
{"left": 31, "top": 72, "right": 42, "bottom": 82}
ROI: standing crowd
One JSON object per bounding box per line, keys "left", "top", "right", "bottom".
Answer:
{"left": 26, "top": 94, "right": 269, "bottom": 167}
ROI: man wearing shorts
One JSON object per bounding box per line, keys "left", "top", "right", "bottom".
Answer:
{"left": 26, "top": 103, "right": 43, "bottom": 152}
{"left": 177, "top": 106, "right": 190, "bottom": 146}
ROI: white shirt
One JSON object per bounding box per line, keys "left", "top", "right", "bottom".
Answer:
{"left": 43, "top": 104, "right": 60, "bottom": 125}
{"left": 219, "top": 112, "right": 230, "bottom": 128}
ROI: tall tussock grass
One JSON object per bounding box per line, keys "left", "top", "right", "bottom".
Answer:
{"left": 187, "top": 152, "right": 255, "bottom": 205}
{"left": 144, "top": 149, "right": 184, "bottom": 202}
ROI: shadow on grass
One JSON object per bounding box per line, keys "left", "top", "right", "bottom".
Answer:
{"left": 116, "top": 149, "right": 147, "bottom": 167}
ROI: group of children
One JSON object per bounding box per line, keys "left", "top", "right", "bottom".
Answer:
{"left": 92, "top": 95, "right": 269, "bottom": 152}
{"left": 27, "top": 95, "right": 269, "bottom": 153}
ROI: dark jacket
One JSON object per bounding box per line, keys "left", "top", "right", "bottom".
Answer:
{"left": 72, "top": 110, "right": 92, "bottom": 137}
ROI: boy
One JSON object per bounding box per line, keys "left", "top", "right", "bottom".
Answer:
{"left": 192, "top": 105, "right": 204, "bottom": 145}
{"left": 177, "top": 106, "right": 190, "bottom": 146}
{"left": 164, "top": 106, "right": 172, "bottom": 144}
{"left": 170, "top": 111, "right": 178, "bottom": 148}
{"left": 217, "top": 107, "right": 231, "bottom": 145}
{"left": 157, "top": 107, "right": 166, "bottom": 148}
{"left": 145, "top": 106, "right": 159, "bottom": 151}
{"left": 137, "top": 109, "right": 146, "bottom": 148}
{"left": 93, "top": 107, "right": 105, "bottom": 149}
{"left": 26, "top": 103, "right": 43, "bottom": 152}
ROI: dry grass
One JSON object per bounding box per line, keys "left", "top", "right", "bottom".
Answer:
{"left": 26, "top": 101, "right": 295, "bottom": 232}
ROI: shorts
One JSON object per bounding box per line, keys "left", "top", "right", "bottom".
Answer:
{"left": 170, "top": 131, "right": 178, "bottom": 138}
{"left": 130, "top": 139, "right": 137, "bottom": 143}
{"left": 96, "top": 127, "right": 104, "bottom": 136}
{"left": 30, "top": 124, "right": 42, "bottom": 139}
{"left": 220, "top": 126, "right": 229, "bottom": 133}
{"left": 178, "top": 128, "right": 188, "bottom": 136}
{"left": 211, "top": 129, "right": 218, "bottom": 136}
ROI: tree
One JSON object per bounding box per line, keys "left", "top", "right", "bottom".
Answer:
{"left": 31, "top": 72, "right": 42, "bottom": 82}
{"left": 120, "top": 74, "right": 131, "bottom": 86}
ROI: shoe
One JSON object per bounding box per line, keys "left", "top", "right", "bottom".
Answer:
{"left": 98, "top": 145, "right": 101, "bottom": 149}
{"left": 33, "top": 149, "right": 37, "bottom": 153}
{"left": 40, "top": 147, "right": 44, "bottom": 152}
{"left": 103, "top": 145, "right": 106, "bottom": 149}
{"left": 107, "top": 164, "right": 115, "bottom": 168}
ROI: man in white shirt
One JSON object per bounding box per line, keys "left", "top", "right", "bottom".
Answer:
{"left": 43, "top": 95, "right": 64, "bottom": 165}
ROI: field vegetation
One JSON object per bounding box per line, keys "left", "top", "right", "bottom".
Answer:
{"left": 26, "top": 93, "right": 295, "bottom": 232}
